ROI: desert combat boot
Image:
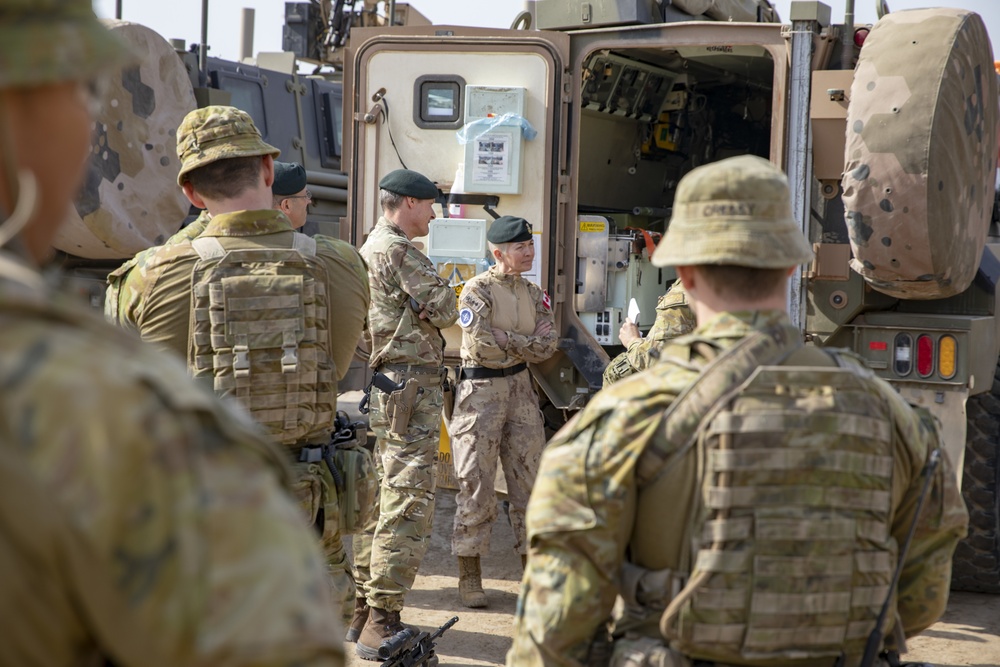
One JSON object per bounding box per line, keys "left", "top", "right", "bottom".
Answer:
{"left": 345, "top": 596, "right": 369, "bottom": 643}
{"left": 457, "top": 556, "right": 488, "bottom": 608}
{"left": 356, "top": 606, "right": 413, "bottom": 661}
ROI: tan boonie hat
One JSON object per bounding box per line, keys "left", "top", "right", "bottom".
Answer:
{"left": 652, "top": 155, "right": 814, "bottom": 269}
{"left": 0, "top": 0, "right": 134, "bottom": 89}
{"left": 175, "top": 105, "right": 279, "bottom": 186}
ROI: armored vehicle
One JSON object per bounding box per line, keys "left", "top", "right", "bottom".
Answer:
{"left": 58, "top": 3, "right": 431, "bottom": 307}
{"left": 338, "top": 0, "right": 1000, "bottom": 593}
{"left": 64, "top": 1, "right": 999, "bottom": 594}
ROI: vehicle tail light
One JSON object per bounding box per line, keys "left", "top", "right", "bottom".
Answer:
{"left": 938, "top": 335, "right": 957, "bottom": 379}
{"left": 893, "top": 333, "right": 912, "bottom": 376}
{"left": 854, "top": 27, "right": 870, "bottom": 48}
{"left": 916, "top": 334, "right": 934, "bottom": 377}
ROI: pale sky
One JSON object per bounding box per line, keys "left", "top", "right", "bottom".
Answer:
{"left": 95, "top": 1, "right": 1000, "bottom": 62}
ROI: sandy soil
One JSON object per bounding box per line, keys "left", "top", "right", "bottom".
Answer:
{"left": 345, "top": 490, "right": 1000, "bottom": 667}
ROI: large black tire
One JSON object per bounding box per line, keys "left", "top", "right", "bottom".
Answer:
{"left": 951, "top": 364, "right": 1000, "bottom": 593}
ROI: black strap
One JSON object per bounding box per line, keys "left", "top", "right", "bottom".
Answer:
{"left": 445, "top": 193, "right": 501, "bottom": 220}
{"left": 461, "top": 362, "right": 527, "bottom": 380}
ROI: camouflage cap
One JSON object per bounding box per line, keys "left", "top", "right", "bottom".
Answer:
{"left": 0, "top": 0, "right": 134, "bottom": 88}
{"left": 175, "top": 105, "right": 280, "bottom": 186}
{"left": 652, "top": 155, "right": 814, "bottom": 269}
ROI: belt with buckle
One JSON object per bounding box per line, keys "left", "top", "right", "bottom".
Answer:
{"left": 460, "top": 362, "right": 527, "bottom": 380}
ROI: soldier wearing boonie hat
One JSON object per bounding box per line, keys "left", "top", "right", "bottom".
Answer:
{"left": 0, "top": 1, "right": 347, "bottom": 665}
{"left": 448, "top": 215, "right": 557, "bottom": 609}
{"left": 114, "top": 103, "right": 371, "bottom": 631}
{"left": 651, "top": 154, "right": 813, "bottom": 269}
{"left": 351, "top": 166, "right": 458, "bottom": 655}
{"left": 508, "top": 154, "right": 967, "bottom": 667}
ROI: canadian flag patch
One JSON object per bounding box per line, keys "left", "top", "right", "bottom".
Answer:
{"left": 542, "top": 291, "right": 551, "bottom": 310}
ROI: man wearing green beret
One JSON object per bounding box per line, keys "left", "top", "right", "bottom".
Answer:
{"left": 0, "top": 2, "right": 346, "bottom": 665}
{"left": 273, "top": 160, "right": 311, "bottom": 229}
{"left": 113, "top": 105, "right": 371, "bottom": 626}
{"left": 508, "top": 155, "right": 968, "bottom": 667}
{"left": 352, "top": 168, "right": 458, "bottom": 657}
{"left": 448, "top": 215, "right": 558, "bottom": 608}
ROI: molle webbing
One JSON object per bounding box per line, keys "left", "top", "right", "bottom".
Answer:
{"left": 189, "top": 234, "right": 336, "bottom": 445}
{"left": 636, "top": 324, "right": 804, "bottom": 489}
{"left": 658, "top": 340, "right": 896, "bottom": 666}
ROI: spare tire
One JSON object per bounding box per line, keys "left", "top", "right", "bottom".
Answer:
{"left": 842, "top": 8, "right": 998, "bottom": 300}
{"left": 58, "top": 20, "right": 197, "bottom": 259}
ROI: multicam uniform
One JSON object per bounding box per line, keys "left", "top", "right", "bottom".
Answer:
{"left": 355, "top": 216, "right": 458, "bottom": 612}
{"left": 602, "top": 280, "right": 696, "bottom": 386}
{"left": 451, "top": 265, "right": 558, "bottom": 557}
{"left": 508, "top": 310, "right": 969, "bottom": 667}
{"left": 113, "top": 209, "right": 370, "bottom": 622}
{"left": 104, "top": 210, "right": 209, "bottom": 327}
{"left": 0, "top": 250, "right": 344, "bottom": 666}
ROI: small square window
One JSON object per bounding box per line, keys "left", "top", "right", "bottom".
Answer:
{"left": 425, "top": 85, "right": 457, "bottom": 118}
{"left": 414, "top": 75, "right": 465, "bottom": 129}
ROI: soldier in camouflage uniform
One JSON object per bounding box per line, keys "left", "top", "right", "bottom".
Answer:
{"left": 450, "top": 215, "right": 558, "bottom": 608}
{"left": 507, "top": 155, "right": 969, "bottom": 667}
{"left": 352, "top": 168, "right": 458, "bottom": 659}
{"left": 107, "top": 160, "right": 305, "bottom": 327}
{"left": 111, "top": 107, "right": 370, "bottom": 624}
{"left": 105, "top": 208, "right": 208, "bottom": 325}
{"left": 602, "top": 279, "right": 696, "bottom": 386}
{"left": 272, "top": 160, "right": 311, "bottom": 229}
{"left": 0, "top": 2, "right": 344, "bottom": 664}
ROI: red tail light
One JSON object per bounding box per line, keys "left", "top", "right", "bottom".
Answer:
{"left": 854, "top": 27, "right": 870, "bottom": 48}
{"left": 916, "top": 335, "right": 934, "bottom": 377}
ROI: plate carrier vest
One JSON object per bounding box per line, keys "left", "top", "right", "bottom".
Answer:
{"left": 189, "top": 234, "right": 336, "bottom": 446}
{"left": 640, "top": 326, "right": 897, "bottom": 666}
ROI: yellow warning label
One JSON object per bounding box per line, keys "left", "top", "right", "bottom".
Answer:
{"left": 579, "top": 220, "right": 606, "bottom": 233}
{"left": 437, "top": 261, "right": 481, "bottom": 309}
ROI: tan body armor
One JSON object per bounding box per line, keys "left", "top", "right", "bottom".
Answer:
{"left": 189, "top": 234, "right": 336, "bottom": 445}
{"left": 630, "top": 330, "right": 896, "bottom": 667}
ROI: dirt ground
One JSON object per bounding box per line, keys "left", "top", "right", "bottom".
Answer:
{"left": 345, "top": 490, "right": 1000, "bottom": 667}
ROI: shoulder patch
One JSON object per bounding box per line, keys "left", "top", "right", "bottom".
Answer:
{"left": 657, "top": 289, "right": 688, "bottom": 310}
{"left": 463, "top": 293, "right": 488, "bottom": 314}
{"left": 459, "top": 307, "right": 475, "bottom": 328}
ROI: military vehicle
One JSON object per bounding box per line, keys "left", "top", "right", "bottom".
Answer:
{"left": 334, "top": 0, "right": 1000, "bottom": 594}
{"left": 63, "top": 1, "right": 999, "bottom": 594}
{"left": 58, "top": 2, "right": 431, "bottom": 310}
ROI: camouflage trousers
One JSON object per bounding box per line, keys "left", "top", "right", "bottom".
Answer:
{"left": 289, "top": 458, "right": 355, "bottom": 624}
{"left": 449, "top": 370, "right": 545, "bottom": 557}
{"left": 352, "top": 374, "right": 443, "bottom": 612}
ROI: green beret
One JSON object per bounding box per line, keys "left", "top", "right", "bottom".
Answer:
{"left": 273, "top": 161, "right": 307, "bottom": 196}
{"left": 378, "top": 168, "right": 439, "bottom": 199}
{"left": 488, "top": 216, "right": 533, "bottom": 244}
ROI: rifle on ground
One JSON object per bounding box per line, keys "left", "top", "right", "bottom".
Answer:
{"left": 377, "top": 616, "right": 459, "bottom": 667}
